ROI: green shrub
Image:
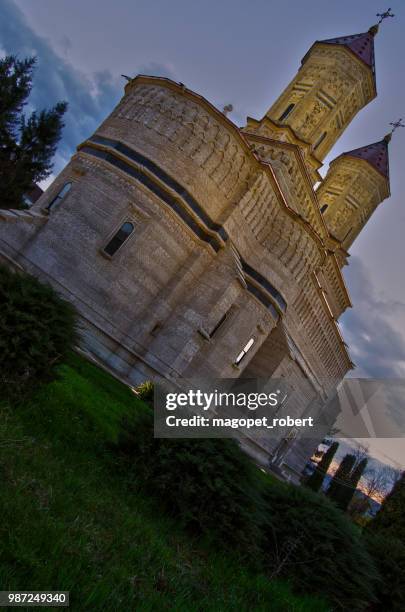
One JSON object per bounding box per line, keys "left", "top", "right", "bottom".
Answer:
{"left": 114, "top": 408, "right": 384, "bottom": 610}
{"left": 116, "top": 409, "right": 264, "bottom": 556}
{"left": 365, "top": 534, "right": 405, "bottom": 611}
{"left": 261, "top": 482, "right": 378, "bottom": 610}
{"left": 0, "top": 264, "right": 77, "bottom": 402}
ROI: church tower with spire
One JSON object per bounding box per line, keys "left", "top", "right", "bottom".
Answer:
{"left": 317, "top": 134, "right": 391, "bottom": 255}
{"left": 248, "top": 25, "right": 379, "bottom": 163}
{"left": 243, "top": 15, "right": 395, "bottom": 259}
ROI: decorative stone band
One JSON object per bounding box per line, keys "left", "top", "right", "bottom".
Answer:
{"left": 88, "top": 135, "right": 228, "bottom": 241}
{"left": 78, "top": 136, "right": 286, "bottom": 318}
{"left": 245, "top": 280, "right": 279, "bottom": 320}
{"left": 79, "top": 143, "right": 224, "bottom": 252}
{"left": 241, "top": 260, "right": 287, "bottom": 312}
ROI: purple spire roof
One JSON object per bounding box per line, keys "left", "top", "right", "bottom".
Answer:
{"left": 321, "top": 31, "right": 376, "bottom": 72}
{"left": 339, "top": 138, "right": 390, "bottom": 180}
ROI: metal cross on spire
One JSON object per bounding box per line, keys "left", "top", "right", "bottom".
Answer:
{"left": 389, "top": 118, "right": 405, "bottom": 135}
{"left": 376, "top": 8, "right": 395, "bottom": 24}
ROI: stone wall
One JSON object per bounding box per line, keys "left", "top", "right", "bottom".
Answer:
{"left": 0, "top": 76, "right": 353, "bottom": 477}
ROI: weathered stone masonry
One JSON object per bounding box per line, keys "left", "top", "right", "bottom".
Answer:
{"left": 0, "top": 23, "right": 392, "bottom": 479}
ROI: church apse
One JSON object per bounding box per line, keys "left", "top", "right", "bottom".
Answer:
{"left": 0, "top": 16, "right": 396, "bottom": 481}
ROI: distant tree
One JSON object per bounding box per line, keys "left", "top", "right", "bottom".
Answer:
{"left": 339, "top": 457, "right": 368, "bottom": 512}
{"left": 368, "top": 471, "right": 405, "bottom": 539}
{"left": 366, "top": 465, "right": 400, "bottom": 502}
{"left": 350, "top": 463, "right": 400, "bottom": 519}
{"left": 352, "top": 442, "right": 369, "bottom": 465}
{"left": 326, "top": 453, "right": 356, "bottom": 510}
{"left": 306, "top": 441, "right": 339, "bottom": 492}
{"left": 0, "top": 55, "right": 67, "bottom": 209}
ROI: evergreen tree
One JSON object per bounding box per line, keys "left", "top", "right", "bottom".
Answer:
{"left": 0, "top": 264, "right": 77, "bottom": 402}
{"left": 326, "top": 453, "right": 356, "bottom": 510}
{"left": 340, "top": 457, "right": 368, "bottom": 512}
{"left": 350, "top": 457, "right": 368, "bottom": 488}
{"left": 0, "top": 55, "right": 67, "bottom": 209}
{"left": 306, "top": 441, "right": 339, "bottom": 492}
{"left": 369, "top": 472, "right": 405, "bottom": 539}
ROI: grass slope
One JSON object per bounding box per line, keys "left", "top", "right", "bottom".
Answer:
{"left": 0, "top": 354, "right": 329, "bottom": 611}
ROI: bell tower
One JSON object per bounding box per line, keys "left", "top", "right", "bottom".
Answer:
{"left": 265, "top": 26, "right": 379, "bottom": 160}
{"left": 316, "top": 134, "right": 391, "bottom": 252}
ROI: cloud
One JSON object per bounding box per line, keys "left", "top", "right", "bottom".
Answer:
{"left": 341, "top": 256, "right": 405, "bottom": 378}
{"left": 59, "top": 35, "right": 72, "bottom": 58}
{"left": 0, "top": 0, "right": 176, "bottom": 176}
{"left": 0, "top": 0, "right": 120, "bottom": 172}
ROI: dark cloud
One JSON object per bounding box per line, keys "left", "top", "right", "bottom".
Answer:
{"left": 341, "top": 256, "right": 405, "bottom": 378}
{"left": 0, "top": 0, "right": 176, "bottom": 174}
{"left": 0, "top": 0, "right": 120, "bottom": 170}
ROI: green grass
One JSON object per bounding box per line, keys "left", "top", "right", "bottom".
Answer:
{"left": 0, "top": 354, "right": 329, "bottom": 611}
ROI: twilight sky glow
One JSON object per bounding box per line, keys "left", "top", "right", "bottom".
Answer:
{"left": 1, "top": 0, "right": 404, "bottom": 465}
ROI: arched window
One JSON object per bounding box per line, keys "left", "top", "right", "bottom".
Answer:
{"left": 278, "top": 103, "right": 295, "bottom": 122}
{"left": 103, "top": 221, "right": 134, "bottom": 256}
{"left": 313, "top": 132, "right": 327, "bottom": 151}
{"left": 234, "top": 337, "right": 255, "bottom": 366}
{"left": 320, "top": 204, "right": 328, "bottom": 214}
{"left": 46, "top": 182, "right": 72, "bottom": 211}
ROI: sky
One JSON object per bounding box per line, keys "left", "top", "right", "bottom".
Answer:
{"left": 1, "top": 0, "right": 404, "bottom": 466}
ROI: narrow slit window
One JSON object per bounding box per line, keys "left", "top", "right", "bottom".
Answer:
{"left": 278, "top": 103, "right": 295, "bottom": 122}
{"left": 320, "top": 204, "right": 328, "bottom": 214}
{"left": 209, "top": 308, "right": 231, "bottom": 338}
{"left": 46, "top": 182, "right": 72, "bottom": 211}
{"left": 313, "top": 132, "right": 327, "bottom": 151}
{"left": 104, "top": 221, "right": 134, "bottom": 256}
{"left": 234, "top": 337, "right": 255, "bottom": 366}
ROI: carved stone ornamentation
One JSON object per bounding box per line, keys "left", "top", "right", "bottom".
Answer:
{"left": 0, "top": 18, "right": 392, "bottom": 480}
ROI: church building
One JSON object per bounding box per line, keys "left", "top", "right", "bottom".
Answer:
{"left": 0, "top": 21, "right": 393, "bottom": 480}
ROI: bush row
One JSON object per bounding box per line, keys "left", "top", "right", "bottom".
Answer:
{"left": 115, "top": 408, "right": 405, "bottom": 610}
{"left": 3, "top": 265, "right": 403, "bottom": 610}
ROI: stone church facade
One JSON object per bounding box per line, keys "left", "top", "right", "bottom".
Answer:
{"left": 0, "top": 23, "right": 391, "bottom": 480}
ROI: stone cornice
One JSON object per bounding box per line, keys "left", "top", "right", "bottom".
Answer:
{"left": 329, "top": 252, "right": 352, "bottom": 310}
{"left": 243, "top": 116, "right": 323, "bottom": 175}
{"left": 243, "top": 132, "right": 329, "bottom": 239}
{"left": 311, "top": 272, "right": 353, "bottom": 371}
{"left": 260, "top": 161, "right": 327, "bottom": 260}
{"left": 124, "top": 74, "right": 258, "bottom": 159}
